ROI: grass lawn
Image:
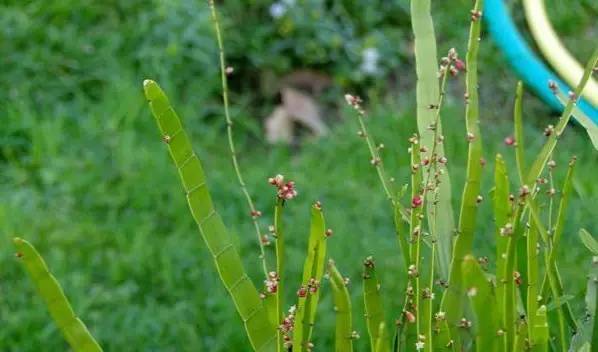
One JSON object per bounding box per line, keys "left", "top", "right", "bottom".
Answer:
{"left": 1, "top": 1, "right": 597, "bottom": 351}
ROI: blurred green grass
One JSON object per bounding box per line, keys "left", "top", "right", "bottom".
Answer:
{"left": 1, "top": 0, "right": 597, "bottom": 351}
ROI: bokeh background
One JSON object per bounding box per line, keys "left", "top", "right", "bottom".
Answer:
{"left": 1, "top": 0, "right": 597, "bottom": 350}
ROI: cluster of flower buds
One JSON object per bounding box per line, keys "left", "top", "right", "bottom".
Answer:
{"left": 265, "top": 271, "right": 280, "bottom": 294}
{"left": 307, "top": 278, "right": 320, "bottom": 294}
{"left": 499, "top": 223, "right": 514, "bottom": 236}
{"left": 280, "top": 306, "right": 296, "bottom": 348}
{"left": 434, "top": 311, "right": 446, "bottom": 321}
{"left": 459, "top": 318, "right": 472, "bottom": 329}
{"left": 268, "top": 174, "right": 298, "bottom": 200}
{"left": 408, "top": 264, "right": 419, "bottom": 278}
{"left": 404, "top": 310, "right": 416, "bottom": 323}
{"left": 411, "top": 195, "right": 423, "bottom": 208}
{"left": 504, "top": 136, "right": 515, "bottom": 146}
{"left": 363, "top": 256, "right": 375, "bottom": 269}
{"left": 260, "top": 234, "right": 271, "bottom": 246}
{"left": 350, "top": 331, "right": 360, "bottom": 340}
{"left": 422, "top": 287, "right": 435, "bottom": 300}
{"left": 519, "top": 185, "right": 530, "bottom": 199}
{"left": 250, "top": 210, "right": 262, "bottom": 218}
{"left": 470, "top": 9, "right": 482, "bottom": 21}
{"left": 416, "top": 335, "right": 426, "bottom": 350}
{"left": 544, "top": 124, "right": 554, "bottom": 137}
{"left": 513, "top": 271, "right": 522, "bottom": 286}
{"left": 439, "top": 48, "right": 466, "bottom": 77}
{"left": 325, "top": 228, "right": 333, "bottom": 237}
{"left": 344, "top": 94, "right": 365, "bottom": 115}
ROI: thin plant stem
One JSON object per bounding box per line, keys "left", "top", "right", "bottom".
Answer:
{"left": 208, "top": 1, "right": 268, "bottom": 278}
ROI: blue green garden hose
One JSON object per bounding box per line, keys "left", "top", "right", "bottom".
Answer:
{"left": 484, "top": 0, "right": 598, "bottom": 124}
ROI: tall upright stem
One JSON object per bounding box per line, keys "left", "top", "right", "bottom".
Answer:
{"left": 208, "top": 1, "right": 268, "bottom": 277}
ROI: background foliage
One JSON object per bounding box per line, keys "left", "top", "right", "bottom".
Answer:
{"left": 1, "top": 0, "right": 597, "bottom": 350}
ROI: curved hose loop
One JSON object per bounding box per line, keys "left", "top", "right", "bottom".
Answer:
{"left": 522, "top": 0, "right": 598, "bottom": 107}
{"left": 484, "top": 0, "right": 598, "bottom": 124}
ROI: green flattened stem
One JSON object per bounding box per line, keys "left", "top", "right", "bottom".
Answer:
{"left": 328, "top": 260, "right": 353, "bottom": 352}
{"left": 462, "top": 255, "right": 501, "bottom": 352}
{"left": 539, "top": 157, "right": 577, "bottom": 331}
{"left": 525, "top": 47, "right": 598, "bottom": 186}
{"left": 375, "top": 322, "right": 390, "bottom": 352}
{"left": 13, "top": 238, "right": 102, "bottom": 352}
{"left": 440, "top": 1, "right": 484, "bottom": 347}
{"left": 363, "top": 257, "right": 389, "bottom": 352}
{"left": 273, "top": 198, "right": 285, "bottom": 350}
{"left": 410, "top": 0, "right": 454, "bottom": 282}
{"left": 292, "top": 204, "right": 327, "bottom": 352}
{"left": 531, "top": 306, "right": 549, "bottom": 352}
{"left": 513, "top": 320, "right": 528, "bottom": 352}
{"left": 513, "top": 82, "right": 525, "bottom": 184}
{"left": 493, "top": 154, "right": 510, "bottom": 348}
{"left": 525, "top": 213, "right": 540, "bottom": 347}
{"left": 143, "top": 80, "right": 276, "bottom": 351}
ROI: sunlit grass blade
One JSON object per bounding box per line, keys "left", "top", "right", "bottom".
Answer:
{"left": 328, "top": 260, "right": 353, "bottom": 352}
{"left": 440, "top": 1, "right": 484, "bottom": 347}
{"left": 525, "top": 47, "right": 598, "bottom": 185}
{"left": 143, "top": 79, "right": 276, "bottom": 351}
{"left": 363, "top": 256, "right": 389, "bottom": 352}
{"left": 410, "top": 0, "right": 454, "bottom": 282}
{"left": 13, "top": 237, "right": 103, "bottom": 352}
{"left": 293, "top": 203, "right": 328, "bottom": 352}
{"left": 462, "top": 254, "right": 501, "bottom": 352}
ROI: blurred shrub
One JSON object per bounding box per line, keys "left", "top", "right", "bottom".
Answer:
{"left": 0, "top": 0, "right": 413, "bottom": 110}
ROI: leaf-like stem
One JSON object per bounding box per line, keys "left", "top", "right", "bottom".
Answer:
{"left": 144, "top": 80, "right": 277, "bottom": 351}
{"left": 208, "top": 0, "right": 268, "bottom": 278}
{"left": 328, "top": 260, "right": 353, "bottom": 352}
{"left": 440, "top": 1, "right": 484, "bottom": 346}
{"left": 525, "top": 47, "right": 598, "bottom": 186}
{"left": 14, "top": 238, "right": 103, "bottom": 352}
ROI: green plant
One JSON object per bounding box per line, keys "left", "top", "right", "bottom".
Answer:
{"left": 11, "top": 1, "right": 598, "bottom": 351}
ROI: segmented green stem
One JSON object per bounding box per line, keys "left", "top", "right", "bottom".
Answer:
{"left": 531, "top": 306, "right": 549, "bottom": 352}
{"left": 293, "top": 204, "right": 328, "bottom": 352}
{"left": 410, "top": 0, "right": 455, "bottom": 282}
{"left": 375, "top": 322, "right": 390, "bottom": 352}
{"left": 328, "top": 260, "right": 353, "bottom": 352}
{"left": 408, "top": 141, "right": 423, "bottom": 347}
{"left": 440, "top": 1, "right": 484, "bottom": 346}
{"left": 462, "top": 254, "right": 501, "bottom": 352}
{"left": 493, "top": 153, "right": 510, "bottom": 349}
{"left": 539, "top": 157, "right": 577, "bottom": 331}
{"left": 274, "top": 198, "right": 285, "bottom": 351}
{"left": 143, "top": 80, "right": 276, "bottom": 351}
{"left": 513, "top": 82, "right": 525, "bottom": 185}
{"left": 351, "top": 105, "right": 410, "bottom": 268}
{"left": 363, "top": 257, "right": 389, "bottom": 352}
{"left": 13, "top": 238, "right": 103, "bottom": 352}
{"left": 208, "top": 0, "right": 268, "bottom": 278}
{"left": 526, "top": 212, "right": 540, "bottom": 347}
{"left": 525, "top": 47, "right": 598, "bottom": 186}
